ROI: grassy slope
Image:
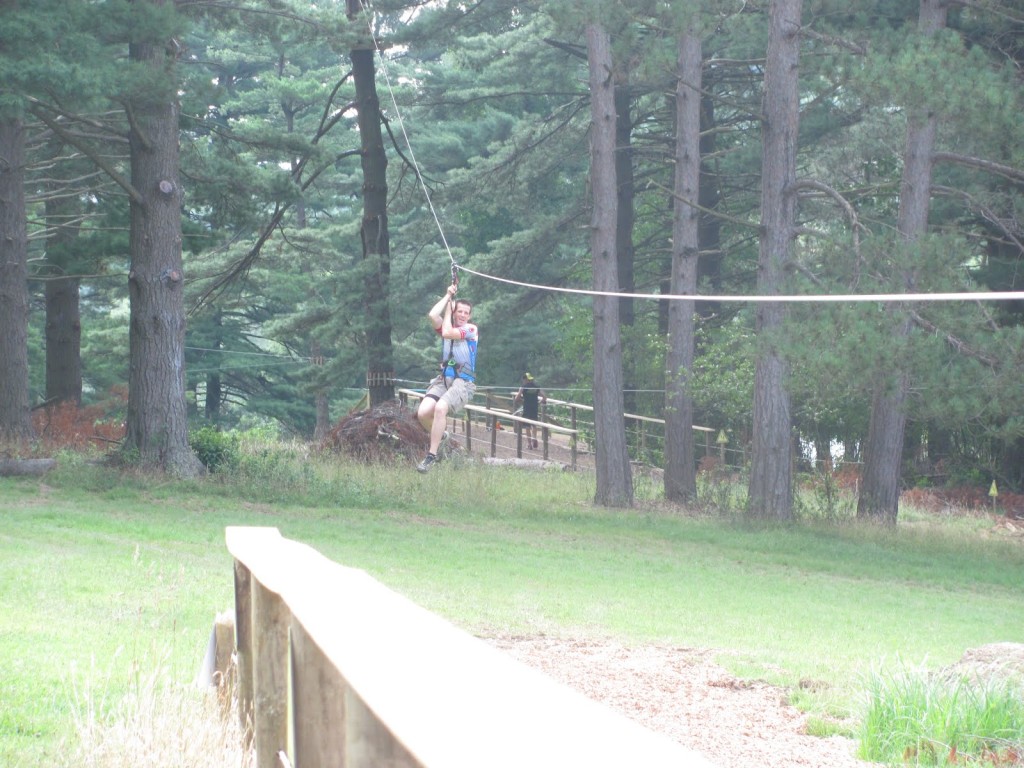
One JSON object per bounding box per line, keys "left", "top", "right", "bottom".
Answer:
{"left": 1, "top": 457, "right": 1022, "bottom": 766}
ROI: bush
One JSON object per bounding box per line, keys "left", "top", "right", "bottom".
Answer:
{"left": 188, "top": 427, "right": 239, "bottom": 473}
{"left": 31, "top": 391, "right": 127, "bottom": 453}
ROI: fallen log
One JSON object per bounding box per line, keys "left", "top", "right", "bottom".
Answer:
{"left": 0, "top": 458, "right": 57, "bottom": 477}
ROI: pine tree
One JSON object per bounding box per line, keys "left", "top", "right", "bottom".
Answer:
{"left": 587, "top": 16, "right": 633, "bottom": 508}
{"left": 0, "top": 113, "right": 33, "bottom": 441}
{"left": 122, "top": 0, "right": 202, "bottom": 476}
{"left": 748, "top": 0, "right": 801, "bottom": 520}
{"left": 664, "top": 25, "right": 703, "bottom": 503}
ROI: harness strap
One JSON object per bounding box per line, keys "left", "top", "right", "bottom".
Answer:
{"left": 440, "top": 333, "right": 475, "bottom": 385}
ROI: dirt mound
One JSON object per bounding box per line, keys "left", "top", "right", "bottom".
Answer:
{"left": 940, "top": 643, "right": 1024, "bottom": 687}
{"left": 323, "top": 402, "right": 427, "bottom": 462}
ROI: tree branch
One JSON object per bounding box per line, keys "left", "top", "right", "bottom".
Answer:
{"left": 543, "top": 38, "right": 587, "bottom": 60}
{"left": 934, "top": 152, "right": 1024, "bottom": 186}
{"left": 933, "top": 184, "right": 1024, "bottom": 256}
{"left": 28, "top": 106, "right": 144, "bottom": 206}
{"left": 190, "top": 203, "right": 289, "bottom": 311}
{"left": 946, "top": 0, "right": 1024, "bottom": 24}
{"left": 646, "top": 178, "right": 761, "bottom": 231}
{"left": 797, "top": 25, "right": 868, "bottom": 55}
{"left": 908, "top": 309, "right": 1000, "bottom": 368}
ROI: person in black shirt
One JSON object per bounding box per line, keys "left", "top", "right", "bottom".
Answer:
{"left": 513, "top": 373, "right": 546, "bottom": 449}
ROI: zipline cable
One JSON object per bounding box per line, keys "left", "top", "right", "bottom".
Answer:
{"left": 459, "top": 264, "right": 1024, "bottom": 303}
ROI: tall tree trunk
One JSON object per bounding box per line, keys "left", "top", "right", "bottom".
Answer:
{"left": 614, "top": 75, "right": 635, "bottom": 329}
{"left": 614, "top": 72, "right": 638, "bottom": 416}
{"left": 587, "top": 21, "right": 633, "bottom": 508}
{"left": 203, "top": 310, "right": 223, "bottom": 424}
{"left": 44, "top": 274, "right": 82, "bottom": 405}
{"left": 748, "top": 0, "right": 801, "bottom": 520}
{"left": 857, "top": 0, "right": 945, "bottom": 523}
{"left": 698, "top": 91, "right": 723, "bottom": 320}
{"left": 206, "top": 375, "right": 222, "bottom": 424}
{"left": 664, "top": 31, "right": 702, "bottom": 504}
{"left": 43, "top": 194, "right": 83, "bottom": 406}
{"left": 0, "top": 115, "right": 34, "bottom": 441}
{"left": 312, "top": 340, "right": 330, "bottom": 441}
{"left": 124, "top": 1, "right": 202, "bottom": 477}
{"left": 659, "top": 92, "right": 722, "bottom": 335}
{"left": 1001, "top": 437, "right": 1024, "bottom": 492}
{"left": 349, "top": 0, "right": 395, "bottom": 407}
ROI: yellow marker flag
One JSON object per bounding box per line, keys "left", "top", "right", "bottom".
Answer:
{"left": 989, "top": 480, "right": 998, "bottom": 498}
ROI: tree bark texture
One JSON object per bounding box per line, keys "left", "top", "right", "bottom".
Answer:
{"left": 748, "top": 0, "right": 801, "bottom": 519}
{"left": 0, "top": 116, "right": 35, "bottom": 442}
{"left": 858, "top": 0, "right": 945, "bottom": 523}
{"left": 614, "top": 75, "right": 635, "bottom": 330}
{"left": 614, "top": 72, "right": 638, "bottom": 416}
{"left": 349, "top": 2, "right": 395, "bottom": 408}
{"left": 44, "top": 194, "right": 83, "bottom": 405}
{"left": 124, "top": 9, "right": 203, "bottom": 477}
{"left": 697, "top": 92, "right": 723, "bottom": 320}
{"left": 664, "top": 32, "right": 702, "bottom": 504}
{"left": 587, "top": 22, "right": 633, "bottom": 508}
{"left": 312, "top": 340, "right": 330, "bottom": 442}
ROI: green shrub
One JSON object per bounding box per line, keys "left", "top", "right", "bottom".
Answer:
{"left": 188, "top": 427, "right": 239, "bottom": 473}
{"left": 859, "top": 663, "right": 1024, "bottom": 766}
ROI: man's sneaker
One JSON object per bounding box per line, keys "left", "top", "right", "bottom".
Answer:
{"left": 437, "top": 430, "right": 451, "bottom": 458}
{"left": 416, "top": 453, "right": 437, "bottom": 473}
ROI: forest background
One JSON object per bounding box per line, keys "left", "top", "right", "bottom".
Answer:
{"left": 1, "top": 0, "right": 1022, "bottom": 520}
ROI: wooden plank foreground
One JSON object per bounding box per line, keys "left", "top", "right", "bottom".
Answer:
{"left": 226, "top": 526, "right": 717, "bottom": 768}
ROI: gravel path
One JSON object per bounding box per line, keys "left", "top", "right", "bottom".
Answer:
{"left": 486, "top": 635, "right": 876, "bottom": 768}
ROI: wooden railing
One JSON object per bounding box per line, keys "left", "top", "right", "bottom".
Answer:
{"left": 542, "top": 397, "right": 720, "bottom": 465}
{"left": 398, "top": 388, "right": 722, "bottom": 471}
{"left": 227, "top": 526, "right": 717, "bottom": 768}
{"left": 398, "top": 388, "right": 579, "bottom": 467}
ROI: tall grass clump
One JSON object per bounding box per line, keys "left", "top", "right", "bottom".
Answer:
{"left": 186, "top": 429, "right": 351, "bottom": 506}
{"left": 795, "top": 469, "right": 857, "bottom": 522}
{"left": 59, "top": 654, "right": 251, "bottom": 768}
{"left": 859, "top": 662, "right": 1024, "bottom": 766}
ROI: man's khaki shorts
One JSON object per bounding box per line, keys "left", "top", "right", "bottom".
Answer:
{"left": 424, "top": 376, "right": 476, "bottom": 413}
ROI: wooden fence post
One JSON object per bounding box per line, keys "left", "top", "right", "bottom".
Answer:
{"left": 570, "top": 406, "right": 578, "bottom": 468}
{"left": 252, "top": 579, "right": 291, "bottom": 768}
{"left": 228, "top": 526, "right": 717, "bottom": 768}
{"left": 234, "top": 561, "right": 254, "bottom": 747}
{"left": 290, "top": 621, "right": 347, "bottom": 768}
{"left": 344, "top": 687, "right": 420, "bottom": 768}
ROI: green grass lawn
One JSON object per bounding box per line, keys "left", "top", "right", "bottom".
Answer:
{"left": 2, "top": 453, "right": 1022, "bottom": 766}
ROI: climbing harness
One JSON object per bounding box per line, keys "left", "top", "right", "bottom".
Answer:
{"left": 437, "top": 264, "right": 475, "bottom": 388}
{"left": 438, "top": 334, "right": 475, "bottom": 386}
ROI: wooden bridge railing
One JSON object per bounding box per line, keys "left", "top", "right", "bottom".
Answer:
{"left": 397, "top": 388, "right": 722, "bottom": 471}
{"left": 227, "top": 526, "right": 717, "bottom": 768}
{"left": 398, "top": 388, "right": 579, "bottom": 467}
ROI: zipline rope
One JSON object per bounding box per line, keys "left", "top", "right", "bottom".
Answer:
{"left": 457, "top": 264, "right": 1024, "bottom": 303}
{"left": 360, "top": 5, "right": 1024, "bottom": 306}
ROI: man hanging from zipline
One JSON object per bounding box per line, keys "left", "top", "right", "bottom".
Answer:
{"left": 415, "top": 280, "right": 478, "bottom": 473}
